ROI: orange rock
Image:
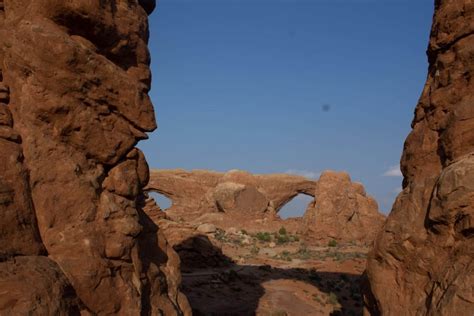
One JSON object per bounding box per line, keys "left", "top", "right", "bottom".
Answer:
{"left": 303, "top": 171, "right": 385, "bottom": 243}
{"left": 146, "top": 169, "right": 384, "bottom": 244}
{"left": 0, "top": 0, "right": 189, "bottom": 314}
{"left": 364, "top": 1, "right": 474, "bottom": 314}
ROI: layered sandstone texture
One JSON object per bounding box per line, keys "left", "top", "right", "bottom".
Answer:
{"left": 146, "top": 169, "right": 385, "bottom": 243}
{"left": 364, "top": 0, "right": 474, "bottom": 315}
{"left": 303, "top": 171, "right": 385, "bottom": 243}
{"left": 0, "top": 0, "right": 189, "bottom": 314}
{"left": 147, "top": 169, "right": 316, "bottom": 219}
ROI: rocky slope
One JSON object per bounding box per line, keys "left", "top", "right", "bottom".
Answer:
{"left": 0, "top": 1, "right": 189, "bottom": 314}
{"left": 364, "top": 0, "right": 474, "bottom": 315}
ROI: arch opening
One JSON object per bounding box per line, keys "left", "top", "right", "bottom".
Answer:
{"left": 278, "top": 193, "right": 313, "bottom": 219}
{"left": 148, "top": 191, "right": 173, "bottom": 211}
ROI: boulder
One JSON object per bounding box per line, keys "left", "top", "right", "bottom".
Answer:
{"left": 303, "top": 171, "right": 385, "bottom": 243}
{"left": 213, "top": 182, "right": 269, "bottom": 214}
{"left": 197, "top": 223, "right": 217, "bottom": 234}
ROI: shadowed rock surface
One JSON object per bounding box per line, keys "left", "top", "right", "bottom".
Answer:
{"left": 0, "top": 256, "right": 80, "bottom": 315}
{"left": 364, "top": 0, "right": 474, "bottom": 315}
{"left": 0, "top": 1, "right": 189, "bottom": 314}
{"left": 146, "top": 169, "right": 385, "bottom": 244}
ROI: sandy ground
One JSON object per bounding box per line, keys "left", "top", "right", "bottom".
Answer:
{"left": 177, "top": 228, "right": 367, "bottom": 316}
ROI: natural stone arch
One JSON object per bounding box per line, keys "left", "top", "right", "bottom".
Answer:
{"left": 144, "top": 168, "right": 384, "bottom": 243}
{"left": 277, "top": 192, "right": 315, "bottom": 219}
{"left": 147, "top": 190, "right": 173, "bottom": 210}
{"left": 145, "top": 169, "right": 318, "bottom": 220}
{"left": 272, "top": 189, "right": 315, "bottom": 214}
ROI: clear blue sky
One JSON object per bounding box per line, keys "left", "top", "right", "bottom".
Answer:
{"left": 139, "top": 0, "right": 435, "bottom": 214}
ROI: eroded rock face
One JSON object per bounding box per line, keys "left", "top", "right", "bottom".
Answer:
{"left": 146, "top": 169, "right": 384, "bottom": 243}
{"left": 364, "top": 1, "right": 474, "bottom": 314}
{"left": 146, "top": 169, "right": 316, "bottom": 221}
{"left": 0, "top": 6, "right": 73, "bottom": 313}
{"left": 0, "top": 1, "right": 189, "bottom": 314}
{"left": 303, "top": 171, "right": 385, "bottom": 243}
{"left": 0, "top": 256, "right": 80, "bottom": 315}
{"left": 0, "top": 4, "right": 45, "bottom": 262}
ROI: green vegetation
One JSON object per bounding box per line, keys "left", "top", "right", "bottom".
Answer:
{"left": 279, "top": 246, "right": 367, "bottom": 262}
{"left": 327, "top": 292, "right": 339, "bottom": 306}
{"left": 328, "top": 239, "right": 338, "bottom": 247}
{"left": 256, "top": 231, "right": 272, "bottom": 242}
{"left": 276, "top": 234, "right": 290, "bottom": 244}
{"left": 215, "top": 229, "right": 226, "bottom": 241}
{"left": 312, "top": 294, "right": 323, "bottom": 304}
{"left": 297, "top": 245, "right": 311, "bottom": 259}
{"left": 274, "top": 250, "right": 292, "bottom": 261}
{"left": 254, "top": 229, "right": 300, "bottom": 244}
{"left": 278, "top": 226, "right": 287, "bottom": 235}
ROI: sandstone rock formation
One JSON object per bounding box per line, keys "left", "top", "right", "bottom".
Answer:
{"left": 0, "top": 1, "right": 189, "bottom": 314}
{"left": 303, "top": 171, "right": 385, "bottom": 242}
{"left": 0, "top": 256, "right": 80, "bottom": 315}
{"left": 364, "top": 0, "right": 474, "bottom": 314}
{"left": 146, "top": 169, "right": 316, "bottom": 219}
{"left": 146, "top": 169, "right": 316, "bottom": 221}
{"left": 146, "top": 169, "right": 384, "bottom": 243}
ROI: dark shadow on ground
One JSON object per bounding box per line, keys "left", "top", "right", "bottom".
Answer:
{"left": 175, "top": 235, "right": 364, "bottom": 316}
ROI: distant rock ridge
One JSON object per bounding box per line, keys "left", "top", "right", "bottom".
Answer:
{"left": 364, "top": 0, "right": 474, "bottom": 315}
{"left": 145, "top": 169, "right": 385, "bottom": 243}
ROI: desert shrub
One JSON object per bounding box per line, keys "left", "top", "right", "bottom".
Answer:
{"left": 328, "top": 239, "right": 338, "bottom": 247}
{"left": 327, "top": 292, "right": 339, "bottom": 305}
{"left": 278, "top": 226, "right": 287, "bottom": 235}
{"left": 334, "top": 252, "right": 343, "bottom": 261}
{"left": 276, "top": 234, "right": 290, "bottom": 244}
{"left": 297, "top": 245, "right": 310, "bottom": 257}
{"left": 215, "top": 229, "right": 226, "bottom": 241}
{"left": 240, "top": 229, "right": 248, "bottom": 235}
{"left": 250, "top": 245, "right": 260, "bottom": 255}
{"left": 276, "top": 250, "right": 292, "bottom": 261}
{"left": 312, "top": 294, "right": 323, "bottom": 304}
{"left": 256, "top": 232, "right": 272, "bottom": 242}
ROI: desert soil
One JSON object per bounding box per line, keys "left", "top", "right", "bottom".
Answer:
{"left": 179, "top": 228, "right": 367, "bottom": 316}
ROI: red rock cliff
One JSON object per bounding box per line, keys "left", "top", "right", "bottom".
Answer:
{"left": 0, "top": 1, "right": 189, "bottom": 314}
{"left": 364, "top": 1, "right": 474, "bottom": 315}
